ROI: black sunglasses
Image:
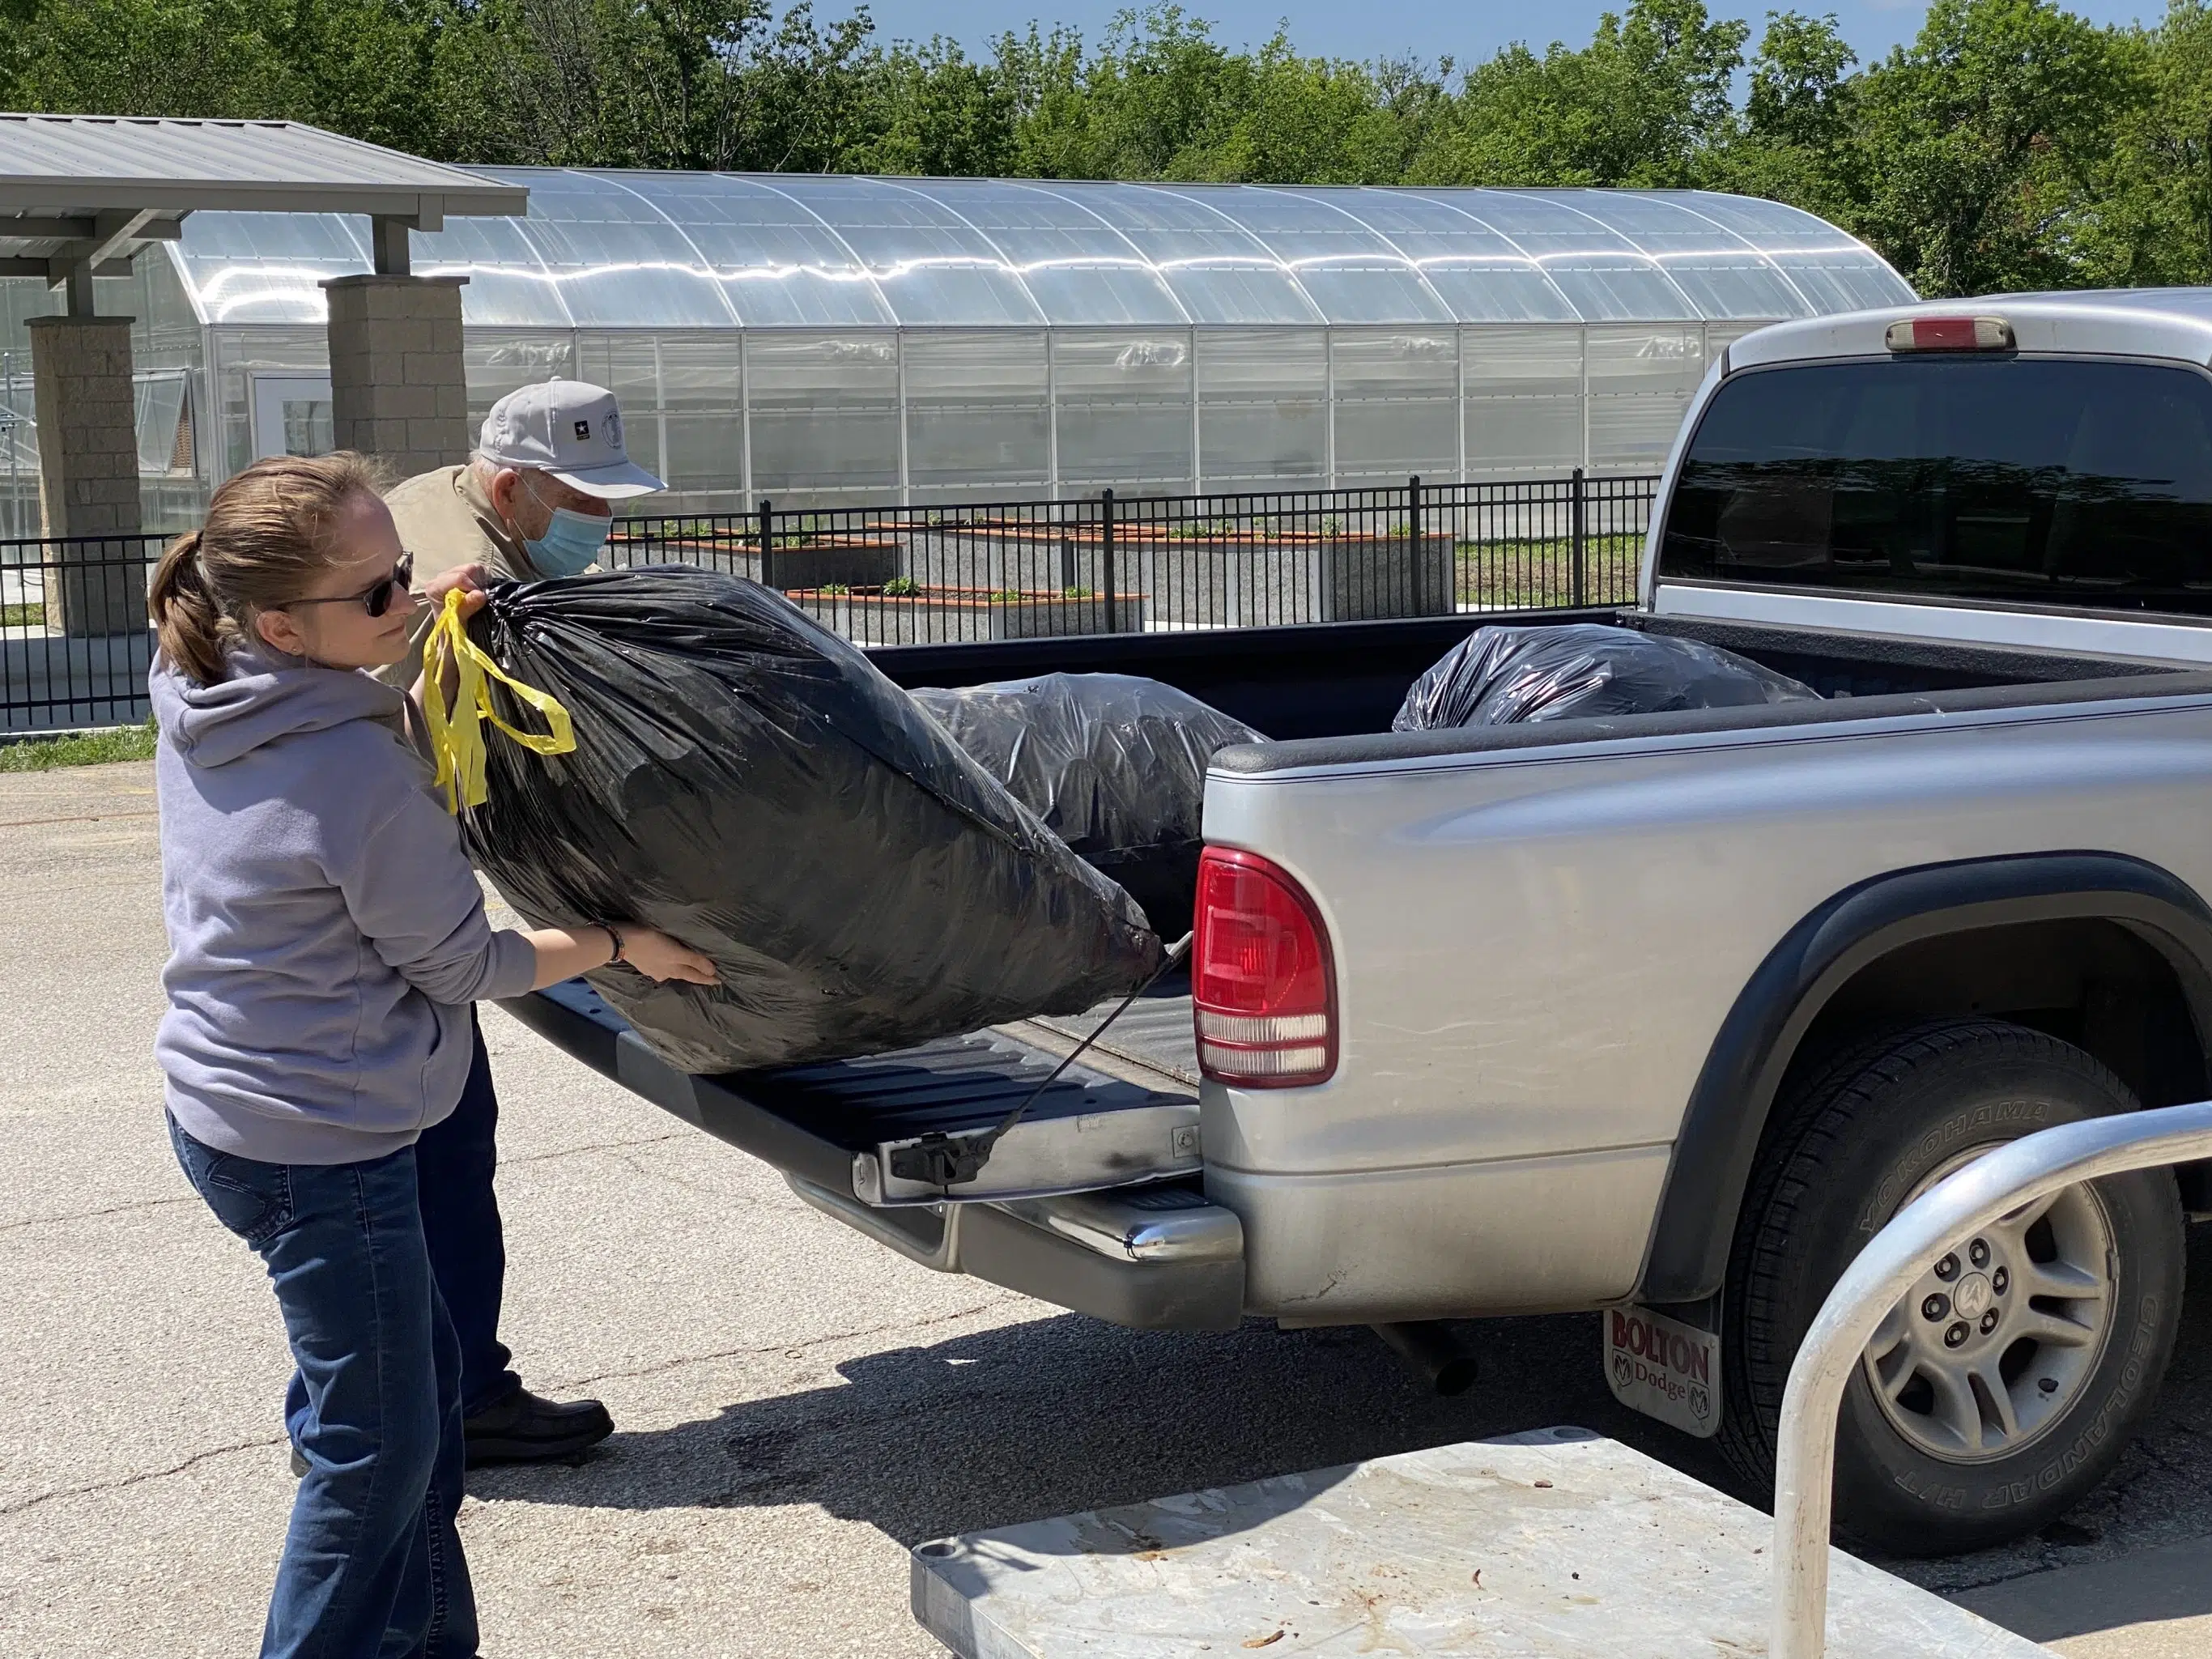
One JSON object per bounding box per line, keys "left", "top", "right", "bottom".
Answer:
{"left": 287, "top": 553, "right": 415, "bottom": 619}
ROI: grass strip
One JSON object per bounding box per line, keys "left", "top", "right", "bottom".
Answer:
{"left": 0, "top": 721, "right": 158, "bottom": 772}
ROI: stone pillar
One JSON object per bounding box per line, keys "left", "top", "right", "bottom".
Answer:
{"left": 27, "top": 313, "right": 145, "bottom": 636}
{"left": 321, "top": 274, "right": 470, "bottom": 479}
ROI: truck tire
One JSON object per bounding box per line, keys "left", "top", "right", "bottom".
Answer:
{"left": 1716, "top": 1018, "right": 2183, "bottom": 1555}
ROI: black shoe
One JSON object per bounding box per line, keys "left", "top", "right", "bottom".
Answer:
{"left": 463, "top": 1388, "right": 614, "bottom": 1468}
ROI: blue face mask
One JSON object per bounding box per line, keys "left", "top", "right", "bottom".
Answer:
{"left": 525, "top": 506, "right": 612, "bottom": 576}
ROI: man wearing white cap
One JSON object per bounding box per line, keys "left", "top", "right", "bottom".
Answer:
{"left": 378, "top": 381, "right": 664, "bottom": 1467}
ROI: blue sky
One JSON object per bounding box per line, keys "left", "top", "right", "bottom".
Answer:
{"left": 878, "top": 0, "right": 2164, "bottom": 67}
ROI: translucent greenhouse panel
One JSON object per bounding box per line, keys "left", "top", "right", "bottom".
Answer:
{"left": 1051, "top": 330, "right": 1194, "bottom": 495}
{"left": 1196, "top": 328, "right": 1327, "bottom": 487}
{"left": 465, "top": 331, "right": 577, "bottom": 432}
{"left": 908, "top": 180, "right": 1189, "bottom": 325}
{"left": 1767, "top": 253, "right": 1917, "bottom": 313}
{"left": 630, "top": 176, "right": 894, "bottom": 328}
{"left": 209, "top": 326, "right": 331, "bottom": 487}
{"left": 902, "top": 331, "right": 1051, "bottom": 500}
{"left": 1291, "top": 264, "right": 1454, "bottom": 324}
{"left": 1418, "top": 266, "right": 1581, "bottom": 322}
{"left": 1540, "top": 262, "right": 1698, "bottom": 322}
{"left": 130, "top": 248, "right": 209, "bottom": 339}
{"left": 1587, "top": 325, "right": 1705, "bottom": 474}
{"left": 745, "top": 331, "right": 900, "bottom": 502}
{"left": 1057, "top": 183, "right": 1319, "bottom": 325}
{"left": 1657, "top": 258, "right": 1811, "bottom": 321}
{"left": 172, "top": 211, "right": 368, "bottom": 325}
{"left": 1161, "top": 264, "right": 1325, "bottom": 325}
{"left": 1651, "top": 190, "right": 1857, "bottom": 247}
{"left": 1463, "top": 326, "right": 1584, "bottom": 478}
{"left": 1331, "top": 330, "right": 1458, "bottom": 483}
{"left": 654, "top": 334, "right": 747, "bottom": 507}
{"left": 1704, "top": 321, "right": 1772, "bottom": 359}
{"left": 767, "top": 177, "right": 1044, "bottom": 327}
{"left": 507, "top": 175, "right": 734, "bottom": 329}
{"left": 0, "top": 291, "right": 45, "bottom": 538}
{"left": 575, "top": 334, "right": 663, "bottom": 484}
{"left": 1189, "top": 187, "right": 1452, "bottom": 324}
{"left": 415, "top": 216, "right": 573, "bottom": 329}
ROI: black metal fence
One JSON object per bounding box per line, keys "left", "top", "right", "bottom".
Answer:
{"left": 2, "top": 472, "right": 1657, "bottom": 734}
{"left": 2, "top": 533, "right": 168, "bottom": 734}
{"left": 607, "top": 471, "right": 1657, "bottom": 647}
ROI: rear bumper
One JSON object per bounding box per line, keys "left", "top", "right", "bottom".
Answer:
{"left": 501, "top": 984, "right": 1245, "bottom": 1332}
{"left": 789, "top": 1177, "right": 1244, "bottom": 1331}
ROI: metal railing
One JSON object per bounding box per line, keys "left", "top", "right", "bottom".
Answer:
{"left": 0, "top": 473, "right": 1657, "bottom": 733}
{"left": 1, "top": 532, "right": 168, "bottom": 734}
{"left": 1770, "top": 1098, "right": 2212, "bottom": 1658}
{"left": 606, "top": 472, "right": 1656, "bottom": 647}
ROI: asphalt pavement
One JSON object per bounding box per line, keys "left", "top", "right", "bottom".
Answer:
{"left": 6, "top": 758, "right": 2212, "bottom": 1657}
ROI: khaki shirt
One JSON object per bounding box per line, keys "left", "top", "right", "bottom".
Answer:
{"left": 376, "top": 465, "right": 540, "bottom": 691}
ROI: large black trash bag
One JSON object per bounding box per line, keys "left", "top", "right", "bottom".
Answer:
{"left": 1393, "top": 623, "right": 1818, "bottom": 730}
{"left": 460, "top": 568, "right": 1162, "bottom": 1074}
{"left": 910, "top": 673, "right": 1266, "bottom": 935}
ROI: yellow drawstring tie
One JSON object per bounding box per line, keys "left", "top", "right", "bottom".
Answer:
{"left": 423, "top": 589, "right": 576, "bottom": 813}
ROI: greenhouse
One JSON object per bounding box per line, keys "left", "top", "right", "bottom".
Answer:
{"left": 0, "top": 172, "right": 1912, "bottom": 534}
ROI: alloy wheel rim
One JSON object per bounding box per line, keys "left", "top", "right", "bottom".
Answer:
{"left": 1860, "top": 1145, "right": 2118, "bottom": 1465}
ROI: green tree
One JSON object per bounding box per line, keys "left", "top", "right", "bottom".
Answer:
{"left": 2079, "top": 0, "right": 2212, "bottom": 284}
{"left": 1410, "top": 0, "right": 1749, "bottom": 187}
{"left": 1849, "top": 0, "right": 2142, "bottom": 295}
{"left": 847, "top": 39, "right": 1017, "bottom": 177}
{"left": 1703, "top": 11, "right": 1861, "bottom": 215}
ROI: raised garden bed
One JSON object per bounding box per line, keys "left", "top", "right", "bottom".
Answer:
{"left": 793, "top": 587, "right": 1147, "bottom": 645}
{"left": 901, "top": 522, "right": 1456, "bottom": 627}
{"left": 610, "top": 534, "right": 900, "bottom": 593}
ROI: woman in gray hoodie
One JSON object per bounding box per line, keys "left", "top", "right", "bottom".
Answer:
{"left": 147, "top": 452, "right": 714, "bottom": 1659}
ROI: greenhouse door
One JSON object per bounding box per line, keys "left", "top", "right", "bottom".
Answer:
{"left": 250, "top": 375, "right": 334, "bottom": 461}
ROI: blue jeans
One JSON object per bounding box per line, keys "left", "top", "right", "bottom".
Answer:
{"left": 169, "top": 1116, "right": 478, "bottom": 1659}
{"left": 412, "top": 1015, "right": 520, "bottom": 1418}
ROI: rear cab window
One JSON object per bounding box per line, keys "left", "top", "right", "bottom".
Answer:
{"left": 1658, "top": 355, "right": 2212, "bottom": 617}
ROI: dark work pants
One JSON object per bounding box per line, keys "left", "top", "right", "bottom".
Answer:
{"left": 414, "top": 1013, "right": 521, "bottom": 1418}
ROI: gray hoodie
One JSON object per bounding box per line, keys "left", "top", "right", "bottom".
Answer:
{"left": 152, "top": 646, "right": 537, "bottom": 1166}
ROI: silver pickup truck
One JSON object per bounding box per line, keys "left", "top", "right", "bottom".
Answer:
{"left": 508, "top": 289, "right": 2212, "bottom": 1555}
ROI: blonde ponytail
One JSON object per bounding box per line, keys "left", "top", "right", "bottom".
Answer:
{"left": 148, "top": 530, "right": 228, "bottom": 686}
{"left": 147, "top": 452, "right": 390, "bottom": 685}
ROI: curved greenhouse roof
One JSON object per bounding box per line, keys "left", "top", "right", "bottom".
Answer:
{"left": 164, "top": 170, "right": 1913, "bottom": 330}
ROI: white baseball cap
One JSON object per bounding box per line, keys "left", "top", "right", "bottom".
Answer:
{"left": 478, "top": 380, "right": 665, "bottom": 500}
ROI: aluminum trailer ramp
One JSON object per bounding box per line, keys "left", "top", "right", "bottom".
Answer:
{"left": 910, "top": 1427, "right": 2046, "bottom": 1657}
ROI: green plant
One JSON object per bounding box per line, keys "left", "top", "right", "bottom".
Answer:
{"left": 2, "top": 601, "right": 47, "bottom": 629}
{"left": 1061, "top": 585, "right": 1095, "bottom": 599}
{"left": 883, "top": 576, "right": 922, "bottom": 596}
{"left": 985, "top": 588, "right": 1029, "bottom": 603}
{"left": 815, "top": 581, "right": 852, "bottom": 595}
{"left": 0, "top": 719, "right": 157, "bottom": 772}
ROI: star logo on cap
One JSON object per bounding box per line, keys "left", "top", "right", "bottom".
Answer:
{"left": 573, "top": 419, "right": 591, "bottom": 440}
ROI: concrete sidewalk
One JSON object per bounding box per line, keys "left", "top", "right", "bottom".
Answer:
{"left": 6, "top": 758, "right": 2212, "bottom": 1657}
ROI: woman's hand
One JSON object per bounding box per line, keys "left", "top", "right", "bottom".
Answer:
{"left": 524, "top": 924, "right": 717, "bottom": 990}
{"left": 617, "top": 925, "right": 718, "bottom": 985}
{"left": 420, "top": 560, "right": 490, "bottom": 621}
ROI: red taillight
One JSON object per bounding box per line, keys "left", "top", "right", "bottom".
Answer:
{"left": 1885, "top": 316, "right": 2014, "bottom": 353}
{"left": 1193, "top": 847, "right": 1336, "bottom": 1088}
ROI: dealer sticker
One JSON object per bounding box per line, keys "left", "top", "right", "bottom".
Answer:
{"left": 1605, "top": 1304, "right": 1721, "bottom": 1438}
